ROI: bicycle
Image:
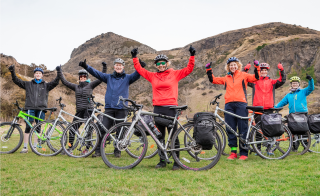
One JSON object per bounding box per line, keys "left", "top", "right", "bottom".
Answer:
{"left": 28, "top": 97, "right": 86, "bottom": 156}
{"left": 100, "top": 96, "right": 222, "bottom": 170}
{"left": 0, "top": 100, "right": 57, "bottom": 154}
{"left": 209, "top": 93, "right": 293, "bottom": 160}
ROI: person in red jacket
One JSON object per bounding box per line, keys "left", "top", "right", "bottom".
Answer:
{"left": 243, "top": 61, "right": 286, "bottom": 154}
{"left": 131, "top": 46, "right": 196, "bottom": 170}
{"left": 206, "top": 57, "right": 260, "bottom": 160}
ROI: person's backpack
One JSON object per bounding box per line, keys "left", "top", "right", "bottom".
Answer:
{"left": 260, "top": 113, "right": 284, "bottom": 137}
{"left": 193, "top": 112, "right": 215, "bottom": 150}
{"left": 308, "top": 114, "right": 320, "bottom": 134}
{"left": 287, "top": 113, "right": 309, "bottom": 135}
{"left": 133, "top": 114, "right": 153, "bottom": 136}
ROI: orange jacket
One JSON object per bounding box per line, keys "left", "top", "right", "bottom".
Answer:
{"left": 133, "top": 56, "right": 195, "bottom": 106}
{"left": 206, "top": 68, "right": 260, "bottom": 104}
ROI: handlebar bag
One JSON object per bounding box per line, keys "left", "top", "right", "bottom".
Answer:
{"left": 308, "top": 114, "right": 320, "bottom": 134}
{"left": 288, "top": 113, "right": 309, "bottom": 135}
{"left": 261, "top": 113, "right": 284, "bottom": 137}
{"left": 193, "top": 112, "right": 215, "bottom": 150}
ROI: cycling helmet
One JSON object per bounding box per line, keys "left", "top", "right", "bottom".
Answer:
{"left": 33, "top": 67, "right": 43, "bottom": 74}
{"left": 226, "top": 57, "right": 239, "bottom": 64}
{"left": 260, "top": 63, "right": 270, "bottom": 70}
{"left": 114, "top": 58, "right": 125, "bottom": 66}
{"left": 154, "top": 54, "right": 169, "bottom": 64}
{"left": 290, "top": 76, "right": 300, "bottom": 83}
{"left": 78, "top": 69, "right": 88, "bottom": 78}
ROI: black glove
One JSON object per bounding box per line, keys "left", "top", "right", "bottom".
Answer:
{"left": 102, "top": 62, "right": 107, "bottom": 66}
{"left": 131, "top": 48, "right": 138, "bottom": 58}
{"left": 79, "top": 59, "right": 87, "bottom": 69}
{"left": 306, "top": 74, "right": 312, "bottom": 81}
{"left": 189, "top": 45, "right": 196, "bottom": 56}
{"left": 8, "top": 64, "right": 14, "bottom": 72}
{"left": 56, "top": 65, "right": 61, "bottom": 72}
{"left": 139, "top": 59, "right": 146, "bottom": 68}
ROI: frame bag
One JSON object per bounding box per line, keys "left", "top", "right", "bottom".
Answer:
{"left": 287, "top": 113, "right": 309, "bottom": 135}
{"left": 261, "top": 113, "right": 284, "bottom": 137}
{"left": 308, "top": 114, "right": 320, "bottom": 134}
{"left": 133, "top": 114, "right": 153, "bottom": 136}
{"left": 193, "top": 112, "right": 215, "bottom": 150}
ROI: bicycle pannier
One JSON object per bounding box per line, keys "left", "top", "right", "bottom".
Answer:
{"left": 261, "top": 113, "right": 284, "bottom": 137}
{"left": 287, "top": 113, "right": 309, "bottom": 135}
{"left": 193, "top": 112, "right": 215, "bottom": 150}
{"left": 308, "top": 114, "right": 320, "bottom": 134}
{"left": 133, "top": 114, "right": 153, "bottom": 136}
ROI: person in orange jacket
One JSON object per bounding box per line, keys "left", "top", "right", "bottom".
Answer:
{"left": 132, "top": 46, "right": 195, "bottom": 170}
{"left": 206, "top": 57, "right": 260, "bottom": 160}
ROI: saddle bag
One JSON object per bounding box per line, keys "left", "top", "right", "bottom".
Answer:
{"left": 287, "top": 113, "right": 309, "bottom": 135}
{"left": 193, "top": 112, "right": 216, "bottom": 150}
{"left": 260, "top": 113, "right": 284, "bottom": 137}
{"left": 308, "top": 114, "right": 320, "bottom": 134}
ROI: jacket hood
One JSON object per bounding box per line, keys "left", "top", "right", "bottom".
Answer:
{"left": 32, "top": 79, "right": 45, "bottom": 83}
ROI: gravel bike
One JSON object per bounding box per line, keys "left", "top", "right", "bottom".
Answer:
{"left": 100, "top": 96, "right": 222, "bottom": 170}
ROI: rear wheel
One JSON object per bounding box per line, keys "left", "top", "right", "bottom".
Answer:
{"left": 308, "top": 133, "right": 320, "bottom": 153}
{"left": 292, "top": 131, "right": 311, "bottom": 155}
{"left": 251, "top": 123, "right": 293, "bottom": 159}
{"left": 0, "top": 122, "right": 23, "bottom": 154}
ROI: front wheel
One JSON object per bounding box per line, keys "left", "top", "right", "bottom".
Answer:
{"left": 100, "top": 122, "right": 148, "bottom": 169}
{"left": 293, "top": 131, "right": 311, "bottom": 155}
{"left": 251, "top": 123, "right": 293, "bottom": 159}
{"left": 0, "top": 122, "right": 23, "bottom": 154}
{"left": 308, "top": 133, "right": 320, "bottom": 153}
{"left": 171, "top": 123, "right": 222, "bottom": 171}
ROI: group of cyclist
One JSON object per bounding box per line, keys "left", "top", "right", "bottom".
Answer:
{"left": 7, "top": 44, "right": 315, "bottom": 169}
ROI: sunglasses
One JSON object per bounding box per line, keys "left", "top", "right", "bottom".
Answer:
{"left": 79, "top": 75, "right": 87, "bottom": 78}
{"left": 156, "top": 62, "right": 166, "bottom": 66}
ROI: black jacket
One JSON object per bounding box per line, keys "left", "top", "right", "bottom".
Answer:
{"left": 10, "top": 70, "right": 60, "bottom": 110}
{"left": 57, "top": 65, "right": 106, "bottom": 112}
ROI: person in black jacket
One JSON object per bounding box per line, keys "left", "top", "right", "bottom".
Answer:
{"left": 8, "top": 65, "right": 59, "bottom": 153}
{"left": 56, "top": 63, "right": 106, "bottom": 155}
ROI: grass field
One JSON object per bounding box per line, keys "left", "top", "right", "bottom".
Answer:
{"left": 1, "top": 146, "right": 319, "bottom": 196}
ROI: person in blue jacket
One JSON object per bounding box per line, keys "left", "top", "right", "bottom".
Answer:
{"left": 275, "top": 74, "right": 314, "bottom": 151}
{"left": 79, "top": 58, "right": 145, "bottom": 157}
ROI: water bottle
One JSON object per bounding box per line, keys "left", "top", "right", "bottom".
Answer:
{"left": 148, "top": 122, "right": 162, "bottom": 138}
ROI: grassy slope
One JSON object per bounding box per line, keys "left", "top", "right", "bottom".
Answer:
{"left": 1, "top": 148, "right": 319, "bottom": 195}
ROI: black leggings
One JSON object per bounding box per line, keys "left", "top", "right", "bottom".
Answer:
{"left": 154, "top": 106, "right": 180, "bottom": 162}
{"left": 69, "top": 110, "right": 92, "bottom": 146}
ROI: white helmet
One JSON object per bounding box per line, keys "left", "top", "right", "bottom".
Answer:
{"left": 114, "top": 58, "right": 125, "bottom": 66}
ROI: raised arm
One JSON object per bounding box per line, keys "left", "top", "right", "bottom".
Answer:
{"left": 304, "top": 75, "right": 315, "bottom": 96}
{"left": 79, "top": 59, "right": 109, "bottom": 83}
{"left": 90, "top": 62, "right": 107, "bottom": 88}
{"left": 47, "top": 71, "right": 60, "bottom": 91}
{"left": 176, "top": 56, "right": 195, "bottom": 80}
{"left": 8, "top": 65, "right": 26, "bottom": 89}
{"left": 56, "top": 66, "right": 76, "bottom": 91}
{"left": 205, "top": 64, "right": 226, "bottom": 85}
{"left": 133, "top": 57, "right": 153, "bottom": 82}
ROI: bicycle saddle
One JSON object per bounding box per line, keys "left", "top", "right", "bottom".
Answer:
{"left": 269, "top": 107, "right": 283, "bottom": 111}
{"left": 170, "top": 105, "right": 188, "bottom": 111}
{"left": 43, "top": 107, "right": 57, "bottom": 112}
{"left": 246, "top": 106, "right": 263, "bottom": 112}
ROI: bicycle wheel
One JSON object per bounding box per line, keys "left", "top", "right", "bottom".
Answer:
{"left": 0, "top": 122, "right": 23, "bottom": 154}
{"left": 251, "top": 123, "right": 293, "bottom": 159}
{"left": 125, "top": 127, "right": 158, "bottom": 159}
{"left": 171, "top": 123, "right": 222, "bottom": 171}
{"left": 61, "top": 119, "right": 99, "bottom": 158}
{"left": 100, "top": 122, "right": 148, "bottom": 169}
{"left": 291, "top": 131, "right": 311, "bottom": 155}
{"left": 308, "top": 133, "right": 320, "bottom": 153}
{"left": 29, "top": 120, "right": 65, "bottom": 156}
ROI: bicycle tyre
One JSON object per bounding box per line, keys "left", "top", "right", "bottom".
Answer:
{"left": 171, "top": 123, "right": 222, "bottom": 171}
{"left": 293, "top": 131, "right": 311, "bottom": 155}
{"left": 100, "top": 122, "right": 148, "bottom": 169}
{"left": 29, "top": 120, "right": 65, "bottom": 156}
{"left": 0, "top": 122, "right": 23, "bottom": 154}
{"left": 61, "top": 119, "right": 100, "bottom": 158}
{"left": 126, "top": 131, "right": 158, "bottom": 159}
{"left": 251, "top": 123, "right": 293, "bottom": 160}
{"left": 308, "top": 133, "right": 320, "bottom": 153}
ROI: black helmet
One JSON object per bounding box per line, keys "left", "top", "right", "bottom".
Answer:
{"left": 154, "top": 54, "right": 169, "bottom": 64}
{"left": 78, "top": 69, "right": 88, "bottom": 78}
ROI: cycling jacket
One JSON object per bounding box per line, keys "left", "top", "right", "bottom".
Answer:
{"left": 10, "top": 69, "right": 59, "bottom": 110}
{"left": 275, "top": 79, "right": 314, "bottom": 113}
{"left": 133, "top": 56, "right": 195, "bottom": 106}
{"left": 206, "top": 68, "right": 260, "bottom": 104}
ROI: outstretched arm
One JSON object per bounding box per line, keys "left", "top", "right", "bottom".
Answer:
{"left": 206, "top": 67, "right": 225, "bottom": 85}
{"left": 56, "top": 66, "right": 76, "bottom": 91}
{"left": 133, "top": 57, "right": 153, "bottom": 82}
{"left": 47, "top": 71, "right": 60, "bottom": 91}
{"left": 176, "top": 56, "right": 195, "bottom": 80}
{"left": 275, "top": 95, "right": 289, "bottom": 108}
{"left": 304, "top": 77, "right": 315, "bottom": 96}
{"left": 274, "top": 70, "right": 286, "bottom": 89}
{"left": 90, "top": 62, "right": 107, "bottom": 88}
{"left": 8, "top": 65, "right": 26, "bottom": 89}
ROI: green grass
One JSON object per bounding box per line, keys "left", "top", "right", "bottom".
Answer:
{"left": 1, "top": 146, "right": 319, "bottom": 195}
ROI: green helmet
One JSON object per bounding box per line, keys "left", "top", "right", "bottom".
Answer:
{"left": 290, "top": 76, "right": 300, "bottom": 83}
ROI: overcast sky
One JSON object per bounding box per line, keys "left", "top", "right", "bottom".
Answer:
{"left": 1, "top": 0, "right": 319, "bottom": 70}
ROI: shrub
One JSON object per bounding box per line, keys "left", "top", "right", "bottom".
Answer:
{"left": 248, "top": 39, "right": 255, "bottom": 43}
{"left": 256, "top": 44, "right": 267, "bottom": 51}
{"left": 202, "top": 92, "right": 207, "bottom": 96}
{"left": 209, "top": 90, "right": 213, "bottom": 93}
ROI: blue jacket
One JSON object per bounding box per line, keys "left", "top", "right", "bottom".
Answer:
{"left": 86, "top": 65, "right": 140, "bottom": 109}
{"left": 275, "top": 79, "right": 314, "bottom": 113}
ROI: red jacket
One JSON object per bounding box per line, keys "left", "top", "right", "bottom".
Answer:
{"left": 248, "top": 70, "right": 286, "bottom": 109}
{"left": 206, "top": 68, "right": 260, "bottom": 104}
{"left": 133, "top": 56, "right": 195, "bottom": 106}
